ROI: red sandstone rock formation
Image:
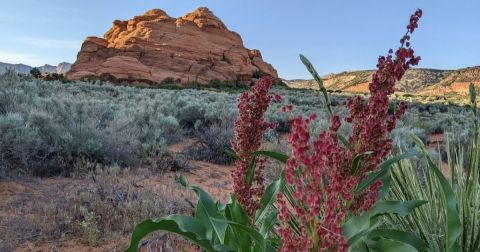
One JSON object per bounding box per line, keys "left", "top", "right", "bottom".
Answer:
{"left": 66, "top": 7, "right": 278, "bottom": 85}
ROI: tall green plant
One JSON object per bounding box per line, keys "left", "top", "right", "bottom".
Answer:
{"left": 281, "top": 54, "right": 428, "bottom": 251}
{"left": 126, "top": 175, "right": 281, "bottom": 252}
{"left": 126, "top": 9, "right": 428, "bottom": 251}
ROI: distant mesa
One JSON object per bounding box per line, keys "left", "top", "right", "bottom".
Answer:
{"left": 287, "top": 66, "right": 480, "bottom": 96}
{"left": 0, "top": 62, "right": 71, "bottom": 75}
{"left": 66, "top": 7, "right": 278, "bottom": 85}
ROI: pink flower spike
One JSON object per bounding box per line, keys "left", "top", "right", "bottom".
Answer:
{"left": 231, "top": 76, "right": 275, "bottom": 218}
{"left": 278, "top": 9, "right": 422, "bottom": 251}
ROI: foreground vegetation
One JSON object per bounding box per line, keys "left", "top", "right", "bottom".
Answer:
{"left": 1, "top": 9, "right": 479, "bottom": 252}
{"left": 0, "top": 69, "right": 476, "bottom": 251}
{"left": 125, "top": 9, "right": 479, "bottom": 252}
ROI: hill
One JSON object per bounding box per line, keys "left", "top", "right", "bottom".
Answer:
{"left": 0, "top": 62, "right": 72, "bottom": 75}
{"left": 287, "top": 66, "right": 480, "bottom": 96}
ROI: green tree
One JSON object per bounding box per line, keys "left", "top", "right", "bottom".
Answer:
{"left": 30, "top": 68, "right": 41, "bottom": 78}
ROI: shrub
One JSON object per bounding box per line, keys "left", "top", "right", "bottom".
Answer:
{"left": 184, "top": 81, "right": 201, "bottom": 89}
{"left": 177, "top": 103, "right": 205, "bottom": 130}
{"left": 271, "top": 114, "right": 291, "bottom": 133}
{"left": 263, "top": 128, "right": 279, "bottom": 142}
{"left": 209, "top": 79, "right": 223, "bottom": 88}
{"left": 252, "top": 70, "right": 265, "bottom": 78}
{"left": 0, "top": 113, "right": 46, "bottom": 176}
{"left": 185, "top": 120, "right": 235, "bottom": 164}
{"left": 43, "top": 73, "right": 70, "bottom": 83}
{"left": 391, "top": 123, "right": 427, "bottom": 149}
{"left": 79, "top": 206, "right": 100, "bottom": 246}
{"left": 161, "top": 77, "right": 175, "bottom": 85}
{"left": 30, "top": 68, "right": 41, "bottom": 78}
{"left": 0, "top": 72, "right": 169, "bottom": 176}
{"left": 156, "top": 154, "right": 192, "bottom": 173}
{"left": 157, "top": 115, "right": 183, "bottom": 144}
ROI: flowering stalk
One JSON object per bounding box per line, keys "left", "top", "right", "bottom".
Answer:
{"left": 231, "top": 76, "right": 277, "bottom": 217}
{"left": 278, "top": 9, "right": 423, "bottom": 251}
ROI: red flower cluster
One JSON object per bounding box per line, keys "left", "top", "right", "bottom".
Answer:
{"left": 407, "top": 9, "right": 422, "bottom": 33}
{"left": 281, "top": 104, "right": 294, "bottom": 113}
{"left": 231, "top": 76, "right": 277, "bottom": 217}
{"left": 278, "top": 9, "right": 422, "bottom": 251}
{"left": 348, "top": 8, "right": 422, "bottom": 212}
{"left": 278, "top": 113, "right": 352, "bottom": 251}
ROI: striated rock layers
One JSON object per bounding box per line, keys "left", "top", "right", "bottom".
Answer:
{"left": 287, "top": 66, "right": 480, "bottom": 96}
{"left": 66, "top": 7, "right": 277, "bottom": 85}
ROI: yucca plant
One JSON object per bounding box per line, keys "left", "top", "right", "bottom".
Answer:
{"left": 386, "top": 82, "right": 480, "bottom": 252}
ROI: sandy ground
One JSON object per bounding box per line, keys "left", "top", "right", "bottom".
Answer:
{"left": 0, "top": 133, "right": 452, "bottom": 251}
{"left": 0, "top": 140, "right": 235, "bottom": 252}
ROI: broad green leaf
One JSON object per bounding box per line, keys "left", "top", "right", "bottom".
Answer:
{"left": 411, "top": 134, "right": 462, "bottom": 252}
{"left": 343, "top": 200, "right": 427, "bottom": 244}
{"left": 225, "top": 196, "right": 251, "bottom": 250}
{"left": 126, "top": 215, "right": 215, "bottom": 252}
{"left": 212, "top": 218, "right": 266, "bottom": 251}
{"left": 254, "top": 172, "right": 284, "bottom": 225}
{"left": 365, "top": 237, "right": 418, "bottom": 252}
{"left": 178, "top": 175, "right": 228, "bottom": 244}
{"left": 369, "top": 200, "right": 428, "bottom": 218}
{"left": 225, "top": 196, "right": 249, "bottom": 225}
{"left": 368, "top": 229, "right": 429, "bottom": 251}
{"left": 348, "top": 240, "right": 369, "bottom": 252}
{"left": 253, "top": 150, "right": 289, "bottom": 163}
{"left": 224, "top": 149, "right": 239, "bottom": 160}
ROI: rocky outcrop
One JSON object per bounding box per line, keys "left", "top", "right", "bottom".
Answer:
{"left": 37, "top": 64, "right": 58, "bottom": 74}
{"left": 56, "top": 62, "right": 72, "bottom": 74}
{"left": 66, "top": 7, "right": 277, "bottom": 85}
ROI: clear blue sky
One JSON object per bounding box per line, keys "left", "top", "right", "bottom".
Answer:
{"left": 1, "top": 0, "right": 479, "bottom": 79}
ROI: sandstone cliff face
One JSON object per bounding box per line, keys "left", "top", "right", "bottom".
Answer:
{"left": 66, "top": 7, "right": 277, "bottom": 85}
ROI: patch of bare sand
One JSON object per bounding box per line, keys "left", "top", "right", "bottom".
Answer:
{"left": 427, "top": 133, "right": 444, "bottom": 148}
{"left": 167, "top": 138, "right": 234, "bottom": 202}
{"left": 425, "top": 133, "right": 453, "bottom": 178}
